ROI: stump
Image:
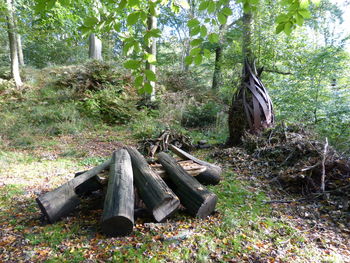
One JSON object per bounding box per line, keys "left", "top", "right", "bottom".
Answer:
{"left": 101, "top": 150, "right": 134, "bottom": 237}
{"left": 157, "top": 152, "right": 218, "bottom": 219}
{"left": 126, "top": 146, "right": 180, "bottom": 222}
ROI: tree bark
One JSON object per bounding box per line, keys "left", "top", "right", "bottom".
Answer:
{"left": 36, "top": 159, "right": 111, "bottom": 223}
{"left": 101, "top": 150, "right": 134, "bottom": 237}
{"left": 74, "top": 170, "right": 103, "bottom": 196}
{"left": 17, "top": 34, "right": 24, "bottom": 66}
{"left": 146, "top": 0, "right": 157, "bottom": 101}
{"left": 6, "top": 0, "right": 22, "bottom": 87}
{"left": 212, "top": 44, "right": 223, "bottom": 90}
{"left": 157, "top": 152, "right": 218, "bottom": 218}
{"left": 89, "top": 34, "right": 103, "bottom": 60}
{"left": 125, "top": 146, "right": 180, "bottom": 222}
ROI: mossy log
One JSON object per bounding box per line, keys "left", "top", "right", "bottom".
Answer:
{"left": 101, "top": 150, "right": 134, "bottom": 237}
{"left": 36, "top": 159, "right": 111, "bottom": 223}
{"left": 169, "top": 144, "right": 222, "bottom": 185}
{"left": 126, "top": 146, "right": 180, "bottom": 222}
{"left": 157, "top": 152, "right": 218, "bottom": 218}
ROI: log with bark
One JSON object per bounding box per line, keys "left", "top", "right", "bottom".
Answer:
{"left": 157, "top": 152, "right": 218, "bottom": 218}
{"left": 169, "top": 144, "right": 222, "bottom": 185}
{"left": 36, "top": 159, "right": 111, "bottom": 223}
{"left": 126, "top": 146, "right": 180, "bottom": 222}
{"left": 74, "top": 170, "right": 103, "bottom": 196}
{"left": 101, "top": 150, "right": 134, "bottom": 237}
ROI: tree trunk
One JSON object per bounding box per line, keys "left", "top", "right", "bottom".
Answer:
{"left": 101, "top": 150, "right": 134, "bottom": 237}
{"left": 227, "top": 9, "right": 253, "bottom": 146}
{"left": 89, "top": 34, "right": 103, "bottom": 60}
{"left": 6, "top": 0, "right": 22, "bottom": 87}
{"left": 125, "top": 146, "right": 180, "bottom": 222}
{"left": 36, "top": 159, "right": 111, "bottom": 223}
{"left": 17, "top": 34, "right": 24, "bottom": 66}
{"left": 146, "top": 0, "right": 157, "bottom": 101}
{"left": 212, "top": 44, "right": 223, "bottom": 90}
{"left": 157, "top": 152, "right": 218, "bottom": 219}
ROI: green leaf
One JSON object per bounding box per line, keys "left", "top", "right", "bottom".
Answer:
{"left": 119, "top": 0, "right": 127, "bottom": 9}
{"left": 149, "top": 29, "right": 162, "bottom": 38}
{"left": 46, "top": 0, "right": 56, "bottom": 10}
{"left": 134, "top": 76, "right": 143, "bottom": 87}
{"left": 190, "top": 47, "right": 201, "bottom": 56}
{"left": 190, "top": 26, "right": 201, "bottom": 36}
{"left": 114, "top": 22, "right": 122, "bottom": 32}
{"left": 275, "top": 23, "right": 285, "bottom": 34}
{"left": 187, "top": 18, "right": 200, "bottom": 28}
{"left": 208, "top": 33, "right": 219, "bottom": 43}
{"left": 284, "top": 22, "right": 292, "bottom": 35}
{"left": 145, "top": 70, "right": 156, "bottom": 81}
{"left": 84, "top": 16, "right": 99, "bottom": 27}
{"left": 124, "top": 60, "right": 141, "bottom": 69}
{"left": 146, "top": 53, "right": 157, "bottom": 63}
{"left": 200, "top": 25, "right": 208, "bottom": 37}
{"left": 198, "top": 1, "right": 209, "bottom": 11}
{"left": 190, "top": 39, "right": 203, "bottom": 46}
{"left": 128, "top": 0, "right": 140, "bottom": 7}
{"left": 218, "top": 13, "right": 227, "bottom": 25}
{"left": 207, "top": 0, "right": 216, "bottom": 13}
{"left": 203, "top": 48, "right": 211, "bottom": 59}
{"left": 123, "top": 41, "right": 134, "bottom": 55}
{"left": 59, "top": 0, "right": 70, "bottom": 6}
{"left": 299, "top": 0, "right": 309, "bottom": 9}
{"left": 295, "top": 13, "right": 304, "bottom": 26}
{"left": 221, "top": 7, "right": 232, "bottom": 16}
{"left": 144, "top": 82, "right": 153, "bottom": 94}
{"left": 298, "top": 9, "right": 311, "bottom": 19}
{"left": 185, "top": 56, "right": 193, "bottom": 65}
{"left": 127, "top": 12, "right": 140, "bottom": 26}
{"left": 276, "top": 14, "right": 289, "bottom": 23}
{"left": 194, "top": 54, "right": 203, "bottom": 65}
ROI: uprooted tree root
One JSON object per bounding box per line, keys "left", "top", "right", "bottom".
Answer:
{"left": 213, "top": 124, "right": 350, "bottom": 207}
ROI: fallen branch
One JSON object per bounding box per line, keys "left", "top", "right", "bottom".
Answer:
{"left": 321, "top": 138, "right": 329, "bottom": 192}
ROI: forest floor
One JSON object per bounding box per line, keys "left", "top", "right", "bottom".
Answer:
{"left": 1, "top": 128, "right": 349, "bottom": 263}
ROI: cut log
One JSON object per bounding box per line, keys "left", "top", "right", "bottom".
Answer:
{"left": 101, "top": 150, "right": 134, "bottom": 237}
{"left": 126, "top": 146, "right": 180, "bottom": 222}
{"left": 157, "top": 152, "right": 218, "bottom": 219}
{"left": 36, "top": 159, "right": 111, "bottom": 223}
{"left": 150, "top": 160, "right": 207, "bottom": 178}
{"left": 169, "top": 144, "right": 222, "bottom": 185}
{"left": 74, "top": 170, "right": 103, "bottom": 196}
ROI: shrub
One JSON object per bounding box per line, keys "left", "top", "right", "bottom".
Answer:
{"left": 181, "top": 101, "right": 221, "bottom": 128}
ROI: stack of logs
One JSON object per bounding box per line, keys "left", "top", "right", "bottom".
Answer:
{"left": 36, "top": 145, "right": 222, "bottom": 237}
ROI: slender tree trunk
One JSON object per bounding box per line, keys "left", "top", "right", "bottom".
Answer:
{"left": 89, "top": 34, "right": 103, "bottom": 60}
{"left": 6, "top": 0, "right": 22, "bottom": 87}
{"left": 146, "top": 1, "right": 157, "bottom": 101}
{"left": 242, "top": 10, "right": 253, "bottom": 63}
{"left": 17, "top": 34, "right": 24, "bottom": 66}
{"left": 212, "top": 45, "right": 223, "bottom": 89}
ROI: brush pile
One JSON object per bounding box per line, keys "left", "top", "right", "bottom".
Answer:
{"left": 213, "top": 124, "right": 350, "bottom": 202}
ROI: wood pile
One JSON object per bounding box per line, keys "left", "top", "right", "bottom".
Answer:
{"left": 36, "top": 145, "right": 222, "bottom": 237}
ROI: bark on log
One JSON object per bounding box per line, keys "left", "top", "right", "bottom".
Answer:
{"left": 157, "top": 152, "right": 218, "bottom": 219}
{"left": 101, "top": 150, "right": 134, "bottom": 236}
{"left": 125, "top": 146, "right": 180, "bottom": 222}
{"left": 74, "top": 170, "right": 103, "bottom": 196}
{"left": 36, "top": 159, "right": 111, "bottom": 223}
{"left": 169, "top": 144, "right": 222, "bottom": 185}
{"left": 150, "top": 160, "right": 207, "bottom": 178}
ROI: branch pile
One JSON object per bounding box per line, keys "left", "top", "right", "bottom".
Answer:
{"left": 213, "top": 124, "right": 350, "bottom": 199}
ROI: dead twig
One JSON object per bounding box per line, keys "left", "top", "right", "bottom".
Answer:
{"left": 321, "top": 138, "right": 328, "bottom": 192}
